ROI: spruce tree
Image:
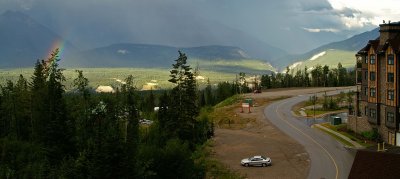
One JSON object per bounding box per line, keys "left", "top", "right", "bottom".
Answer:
{"left": 30, "top": 60, "right": 48, "bottom": 143}
{"left": 31, "top": 49, "right": 73, "bottom": 164}
{"left": 0, "top": 81, "right": 14, "bottom": 138}
{"left": 168, "top": 51, "right": 198, "bottom": 142}
{"left": 13, "top": 75, "right": 31, "bottom": 140}
{"left": 46, "top": 49, "right": 74, "bottom": 163}
{"left": 72, "top": 70, "right": 91, "bottom": 150}
{"left": 204, "top": 78, "right": 214, "bottom": 106}
{"left": 123, "top": 75, "right": 139, "bottom": 176}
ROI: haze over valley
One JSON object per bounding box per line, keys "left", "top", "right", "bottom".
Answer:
{"left": 0, "top": 0, "right": 392, "bottom": 71}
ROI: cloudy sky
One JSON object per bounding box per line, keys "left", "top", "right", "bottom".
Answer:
{"left": 0, "top": 0, "right": 399, "bottom": 54}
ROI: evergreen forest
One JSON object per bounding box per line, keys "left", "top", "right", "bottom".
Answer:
{"left": 0, "top": 49, "right": 354, "bottom": 178}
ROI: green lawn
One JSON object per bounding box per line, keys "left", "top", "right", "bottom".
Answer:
{"left": 215, "top": 94, "right": 243, "bottom": 108}
{"left": 320, "top": 123, "right": 372, "bottom": 147}
{"left": 304, "top": 109, "right": 330, "bottom": 116}
{"left": 315, "top": 126, "right": 354, "bottom": 147}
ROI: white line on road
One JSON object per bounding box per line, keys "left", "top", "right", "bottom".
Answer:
{"left": 275, "top": 99, "right": 339, "bottom": 179}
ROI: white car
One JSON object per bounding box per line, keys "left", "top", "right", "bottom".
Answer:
{"left": 139, "top": 119, "right": 153, "bottom": 125}
{"left": 241, "top": 156, "right": 272, "bottom": 167}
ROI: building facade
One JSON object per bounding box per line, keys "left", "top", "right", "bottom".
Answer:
{"left": 350, "top": 22, "right": 400, "bottom": 146}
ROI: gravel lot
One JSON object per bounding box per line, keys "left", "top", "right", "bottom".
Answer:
{"left": 212, "top": 87, "right": 353, "bottom": 179}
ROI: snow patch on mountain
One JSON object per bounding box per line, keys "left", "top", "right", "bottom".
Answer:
{"left": 308, "top": 51, "right": 326, "bottom": 61}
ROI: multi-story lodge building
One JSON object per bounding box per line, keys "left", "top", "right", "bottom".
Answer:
{"left": 349, "top": 22, "right": 400, "bottom": 146}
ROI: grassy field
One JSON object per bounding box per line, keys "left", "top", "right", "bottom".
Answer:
{"left": 321, "top": 123, "right": 373, "bottom": 147}
{"left": 0, "top": 67, "right": 231, "bottom": 90}
{"left": 315, "top": 125, "right": 354, "bottom": 147}
{"left": 0, "top": 59, "right": 275, "bottom": 90}
{"left": 190, "top": 58, "right": 276, "bottom": 73}
{"left": 288, "top": 49, "right": 356, "bottom": 71}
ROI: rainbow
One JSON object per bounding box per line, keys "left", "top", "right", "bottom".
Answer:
{"left": 46, "top": 38, "right": 65, "bottom": 60}
{"left": 42, "top": 39, "right": 65, "bottom": 73}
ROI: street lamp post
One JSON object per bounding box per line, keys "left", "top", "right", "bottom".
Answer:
{"left": 313, "top": 93, "right": 316, "bottom": 124}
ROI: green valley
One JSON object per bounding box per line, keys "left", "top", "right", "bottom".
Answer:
{"left": 0, "top": 58, "right": 275, "bottom": 90}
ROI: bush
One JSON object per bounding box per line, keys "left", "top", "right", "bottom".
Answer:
{"left": 0, "top": 138, "right": 50, "bottom": 178}
{"left": 215, "top": 95, "right": 242, "bottom": 108}
{"left": 336, "top": 124, "right": 348, "bottom": 132}
{"left": 361, "top": 129, "right": 379, "bottom": 141}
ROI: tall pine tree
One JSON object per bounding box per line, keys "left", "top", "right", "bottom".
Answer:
{"left": 31, "top": 49, "right": 73, "bottom": 164}
{"left": 168, "top": 51, "right": 199, "bottom": 142}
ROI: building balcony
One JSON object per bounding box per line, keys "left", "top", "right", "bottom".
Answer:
{"left": 367, "top": 103, "right": 380, "bottom": 125}
{"left": 386, "top": 120, "right": 397, "bottom": 129}
{"left": 356, "top": 78, "right": 362, "bottom": 84}
{"left": 368, "top": 116, "right": 380, "bottom": 125}
{"left": 356, "top": 70, "right": 362, "bottom": 84}
{"left": 356, "top": 62, "right": 362, "bottom": 69}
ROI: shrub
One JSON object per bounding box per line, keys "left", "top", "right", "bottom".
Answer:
{"left": 336, "top": 124, "right": 348, "bottom": 132}
{"left": 361, "top": 129, "right": 379, "bottom": 141}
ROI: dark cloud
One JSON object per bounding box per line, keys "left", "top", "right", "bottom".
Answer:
{"left": 298, "top": 0, "right": 333, "bottom": 12}
{"left": 0, "top": 0, "right": 376, "bottom": 54}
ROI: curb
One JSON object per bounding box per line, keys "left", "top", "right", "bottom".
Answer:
{"left": 313, "top": 124, "right": 365, "bottom": 149}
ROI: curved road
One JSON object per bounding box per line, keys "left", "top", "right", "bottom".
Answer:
{"left": 264, "top": 93, "right": 356, "bottom": 179}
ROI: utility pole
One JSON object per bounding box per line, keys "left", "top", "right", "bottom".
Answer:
{"left": 313, "top": 93, "right": 317, "bottom": 124}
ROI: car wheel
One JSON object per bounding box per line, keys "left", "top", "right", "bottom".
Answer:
{"left": 245, "top": 163, "right": 249, "bottom": 167}
{"left": 262, "top": 163, "right": 267, "bottom": 167}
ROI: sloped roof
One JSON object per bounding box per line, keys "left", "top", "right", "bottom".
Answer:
{"left": 387, "top": 33, "right": 400, "bottom": 53}
{"left": 358, "top": 39, "right": 379, "bottom": 54}
{"left": 358, "top": 33, "right": 400, "bottom": 54}
{"left": 349, "top": 150, "right": 400, "bottom": 179}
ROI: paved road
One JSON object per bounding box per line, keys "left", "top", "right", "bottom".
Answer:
{"left": 264, "top": 92, "right": 356, "bottom": 179}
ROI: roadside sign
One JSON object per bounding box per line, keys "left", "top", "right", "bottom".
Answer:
{"left": 241, "top": 103, "right": 251, "bottom": 113}
{"left": 245, "top": 98, "right": 253, "bottom": 106}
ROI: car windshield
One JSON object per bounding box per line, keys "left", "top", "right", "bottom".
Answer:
{"left": 261, "top": 156, "right": 266, "bottom": 159}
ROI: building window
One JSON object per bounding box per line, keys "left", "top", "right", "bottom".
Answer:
{"left": 364, "top": 71, "right": 368, "bottom": 80}
{"left": 365, "top": 56, "right": 368, "bottom": 64}
{"left": 388, "top": 90, "right": 394, "bottom": 100}
{"left": 370, "top": 109, "right": 376, "bottom": 118}
{"left": 388, "top": 73, "right": 394, "bottom": 83}
{"left": 370, "top": 72, "right": 376, "bottom": 81}
{"left": 364, "top": 87, "right": 368, "bottom": 96}
{"left": 370, "top": 88, "right": 376, "bottom": 97}
{"left": 370, "top": 55, "right": 375, "bottom": 64}
{"left": 387, "top": 112, "right": 394, "bottom": 123}
{"left": 365, "top": 107, "right": 368, "bottom": 116}
{"left": 388, "top": 54, "right": 394, "bottom": 65}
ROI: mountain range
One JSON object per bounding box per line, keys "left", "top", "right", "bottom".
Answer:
{"left": 281, "top": 28, "right": 379, "bottom": 71}
{"left": 0, "top": 10, "right": 286, "bottom": 69}
{"left": 0, "top": 11, "right": 76, "bottom": 68}
{"left": 65, "top": 44, "right": 252, "bottom": 68}
{"left": 0, "top": 10, "right": 380, "bottom": 71}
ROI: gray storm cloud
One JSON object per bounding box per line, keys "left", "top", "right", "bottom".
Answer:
{"left": 0, "top": 0, "right": 376, "bottom": 54}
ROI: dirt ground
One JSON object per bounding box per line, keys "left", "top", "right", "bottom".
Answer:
{"left": 212, "top": 87, "right": 354, "bottom": 179}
